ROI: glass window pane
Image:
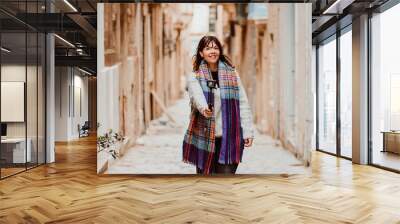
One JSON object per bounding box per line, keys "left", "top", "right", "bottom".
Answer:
{"left": 0, "top": 0, "right": 46, "bottom": 179}
{"left": 318, "top": 37, "right": 337, "bottom": 154}
{"left": 340, "top": 29, "right": 352, "bottom": 158}
{"left": 27, "top": 31, "right": 38, "bottom": 169}
{"left": 371, "top": 3, "right": 400, "bottom": 171}
{"left": 1, "top": 31, "right": 27, "bottom": 177}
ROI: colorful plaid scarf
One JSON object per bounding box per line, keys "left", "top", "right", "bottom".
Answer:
{"left": 182, "top": 60, "right": 244, "bottom": 174}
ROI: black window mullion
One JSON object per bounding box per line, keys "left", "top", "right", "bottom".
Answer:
{"left": 36, "top": 0, "right": 39, "bottom": 167}
{"left": 316, "top": 45, "right": 320, "bottom": 150}
{"left": 25, "top": 0, "right": 28, "bottom": 171}
{"left": 336, "top": 29, "right": 341, "bottom": 157}
{"left": 71, "top": 69, "right": 74, "bottom": 118}
{"left": 367, "top": 10, "right": 373, "bottom": 165}
{"left": 44, "top": 34, "right": 47, "bottom": 164}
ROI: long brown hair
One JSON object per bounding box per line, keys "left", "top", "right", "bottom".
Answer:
{"left": 192, "top": 35, "right": 235, "bottom": 72}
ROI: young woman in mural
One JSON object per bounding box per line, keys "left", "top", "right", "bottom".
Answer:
{"left": 182, "top": 35, "right": 255, "bottom": 175}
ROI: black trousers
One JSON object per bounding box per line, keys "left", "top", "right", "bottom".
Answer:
{"left": 196, "top": 137, "right": 238, "bottom": 175}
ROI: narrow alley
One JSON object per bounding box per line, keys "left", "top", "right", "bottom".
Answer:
{"left": 106, "top": 93, "right": 308, "bottom": 174}
{"left": 97, "top": 3, "right": 313, "bottom": 174}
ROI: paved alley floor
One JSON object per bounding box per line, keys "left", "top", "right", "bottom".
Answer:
{"left": 106, "top": 94, "right": 310, "bottom": 174}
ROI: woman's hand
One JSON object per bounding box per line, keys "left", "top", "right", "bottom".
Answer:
{"left": 201, "top": 107, "right": 213, "bottom": 118}
{"left": 244, "top": 138, "right": 253, "bottom": 147}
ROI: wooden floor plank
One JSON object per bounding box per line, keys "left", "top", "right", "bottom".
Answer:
{"left": 0, "top": 135, "right": 399, "bottom": 223}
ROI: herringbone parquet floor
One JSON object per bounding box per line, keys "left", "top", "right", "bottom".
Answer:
{"left": 1, "top": 135, "right": 400, "bottom": 223}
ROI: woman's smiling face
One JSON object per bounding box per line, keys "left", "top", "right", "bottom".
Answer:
{"left": 200, "top": 41, "right": 220, "bottom": 64}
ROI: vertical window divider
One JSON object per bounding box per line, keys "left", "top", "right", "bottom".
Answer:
{"left": 69, "top": 69, "right": 71, "bottom": 118}
{"left": 43, "top": 0, "right": 49, "bottom": 166}
{"left": 316, "top": 44, "right": 320, "bottom": 150}
{"left": 367, "top": 10, "right": 373, "bottom": 165}
{"left": 25, "top": 0, "right": 28, "bottom": 171}
{"left": 44, "top": 2, "right": 47, "bottom": 164}
{"left": 36, "top": 0, "right": 39, "bottom": 167}
{"left": 336, "top": 28, "right": 341, "bottom": 157}
{"left": 73, "top": 68, "right": 75, "bottom": 118}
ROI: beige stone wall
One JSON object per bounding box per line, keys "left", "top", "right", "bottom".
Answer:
{"left": 103, "top": 3, "right": 192, "bottom": 147}
{"left": 214, "top": 4, "right": 313, "bottom": 165}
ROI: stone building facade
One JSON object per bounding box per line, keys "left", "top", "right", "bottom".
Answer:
{"left": 98, "top": 3, "right": 313, "bottom": 172}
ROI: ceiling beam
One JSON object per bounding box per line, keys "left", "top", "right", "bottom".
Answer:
{"left": 55, "top": 55, "right": 96, "bottom": 72}
{"left": 67, "top": 13, "right": 97, "bottom": 40}
{"left": 322, "top": 0, "right": 356, "bottom": 14}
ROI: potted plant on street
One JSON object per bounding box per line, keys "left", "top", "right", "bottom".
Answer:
{"left": 97, "top": 129, "right": 125, "bottom": 159}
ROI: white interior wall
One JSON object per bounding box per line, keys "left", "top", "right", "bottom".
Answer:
{"left": 1, "top": 65, "right": 32, "bottom": 138}
{"left": 54, "top": 67, "right": 89, "bottom": 141}
{"left": 1, "top": 65, "right": 26, "bottom": 137}
{"left": 55, "top": 66, "right": 68, "bottom": 141}
{"left": 1, "top": 64, "right": 46, "bottom": 163}
{"left": 71, "top": 73, "right": 89, "bottom": 138}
